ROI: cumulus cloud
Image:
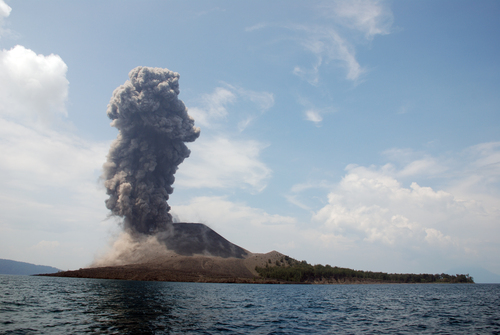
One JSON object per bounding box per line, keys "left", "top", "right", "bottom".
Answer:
{"left": 284, "top": 143, "right": 500, "bottom": 272}
{"left": 176, "top": 136, "right": 271, "bottom": 192}
{"left": 0, "top": 42, "right": 110, "bottom": 269}
{"left": 0, "top": 45, "right": 69, "bottom": 126}
{"left": 311, "top": 168, "right": 462, "bottom": 248}
{"left": 0, "top": 43, "right": 104, "bottom": 195}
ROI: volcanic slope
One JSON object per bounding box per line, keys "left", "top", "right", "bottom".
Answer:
{"left": 44, "top": 223, "right": 287, "bottom": 283}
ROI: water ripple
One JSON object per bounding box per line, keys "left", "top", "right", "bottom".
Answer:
{"left": 1, "top": 275, "right": 499, "bottom": 334}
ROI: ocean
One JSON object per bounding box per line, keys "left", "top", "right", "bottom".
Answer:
{"left": 1, "top": 274, "right": 499, "bottom": 334}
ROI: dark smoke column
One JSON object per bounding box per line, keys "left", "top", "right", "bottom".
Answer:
{"left": 103, "top": 67, "right": 200, "bottom": 234}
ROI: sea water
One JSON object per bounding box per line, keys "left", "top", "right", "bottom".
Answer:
{"left": 1, "top": 274, "right": 499, "bottom": 334}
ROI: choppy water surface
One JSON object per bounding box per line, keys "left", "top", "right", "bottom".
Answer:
{"left": 1, "top": 275, "right": 499, "bottom": 334}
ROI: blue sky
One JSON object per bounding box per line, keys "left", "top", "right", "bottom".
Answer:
{"left": 0, "top": 0, "right": 499, "bottom": 279}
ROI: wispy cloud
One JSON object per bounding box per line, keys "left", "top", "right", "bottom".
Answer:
{"left": 290, "top": 24, "right": 364, "bottom": 83}
{"left": 246, "top": 0, "right": 393, "bottom": 83}
{"left": 188, "top": 84, "right": 273, "bottom": 130}
{"left": 286, "top": 180, "right": 334, "bottom": 210}
{"left": 0, "top": 0, "right": 11, "bottom": 38}
{"left": 225, "top": 83, "right": 275, "bottom": 111}
{"left": 188, "top": 87, "right": 235, "bottom": 128}
{"left": 319, "top": 0, "right": 393, "bottom": 39}
{"left": 305, "top": 110, "right": 323, "bottom": 124}
{"left": 298, "top": 96, "right": 335, "bottom": 125}
{"left": 245, "top": 22, "right": 268, "bottom": 32}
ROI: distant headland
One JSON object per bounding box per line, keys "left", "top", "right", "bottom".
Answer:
{"left": 0, "top": 259, "right": 60, "bottom": 276}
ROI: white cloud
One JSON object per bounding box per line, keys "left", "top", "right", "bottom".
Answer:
{"left": 397, "top": 158, "right": 448, "bottom": 177}
{"left": 188, "top": 87, "right": 235, "bottom": 128}
{"left": 0, "top": 116, "right": 109, "bottom": 235}
{"left": 226, "top": 84, "right": 275, "bottom": 111}
{"left": 305, "top": 110, "right": 323, "bottom": 124}
{"left": 171, "top": 196, "right": 297, "bottom": 254}
{"left": 290, "top": 25, "right": 364, "bottom": 83}
{"left": 0, "top": 45, "right": 69, "bottom": 126}
{"left": 312, "top": 182, "right": 457, "bottom": 248}
{"left": 298, "top": 96, "right": 335, "bottom": 125}
{"left": 0, "top": 0, "right": 10, "bottom": 18}
{"left": 249, "top": 1, "right": 392, "bottom": 83}
{"left": 322, "top": 0, "right": 393, "bottom": 39}
{"left": 245, "top": 22, "right": 268, "bottom": 32}
{"left": 0, "top": 45, "right": 106, "bottom": 201}
{"left": 446, "top": 142, "right": 500, "bottom": 212}
{"left": 188, "top": 84, "right": 274, "bottom": 130}
{"left": 0, "top": 118, "right": 108, "bottom": 190}
{"left": 382, "top": 148, "right": 449, "bottom": 177}
{"left": 0, "top": 0, "right": 11, "bottom": 37}
{"left": 424, "top": 228, "right": 453, "bottom": 246}
{"left": 283, "top": 143, "right": 500, "bottom": 273}
{"left": 0, "top": 44, "right": 112, "bottom": 269}
{"left": 465, "top": 142, "right": 500, "bottom": 179}
{"left": 176, "top": 136, "right": 272, "bottom": 192}
{"left": 180, "top": 84, "right": 274, "bottom": 192}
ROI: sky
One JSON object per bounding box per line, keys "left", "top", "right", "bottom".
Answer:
{"left": 0, "top": 0, "right": 499, "bottom": 280}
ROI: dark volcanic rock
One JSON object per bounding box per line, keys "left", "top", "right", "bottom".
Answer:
{"left": 157, "top": 223, "right": 248, "bottom": 258}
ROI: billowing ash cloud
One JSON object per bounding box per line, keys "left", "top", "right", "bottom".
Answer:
{"left": 103, "top": 67, "right": 200, "bottom": 234}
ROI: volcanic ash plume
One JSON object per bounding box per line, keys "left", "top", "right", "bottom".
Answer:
{"left": 103, "top": 67, "right": 200, "bottom": 234}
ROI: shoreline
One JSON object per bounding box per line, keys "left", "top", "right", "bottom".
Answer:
{"left": 37, "top": 268, "right": 474, "bottom": 285}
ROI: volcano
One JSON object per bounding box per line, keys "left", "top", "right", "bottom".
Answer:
{"left": 43, "top": 223, "right": 287, "bottom": 283}
{"left": 156, "top": 222, "right": 248, "bottom": 258}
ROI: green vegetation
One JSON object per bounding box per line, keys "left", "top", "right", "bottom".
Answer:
{"left": 255, "top": 257, "right": 474, "bottom": 284}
